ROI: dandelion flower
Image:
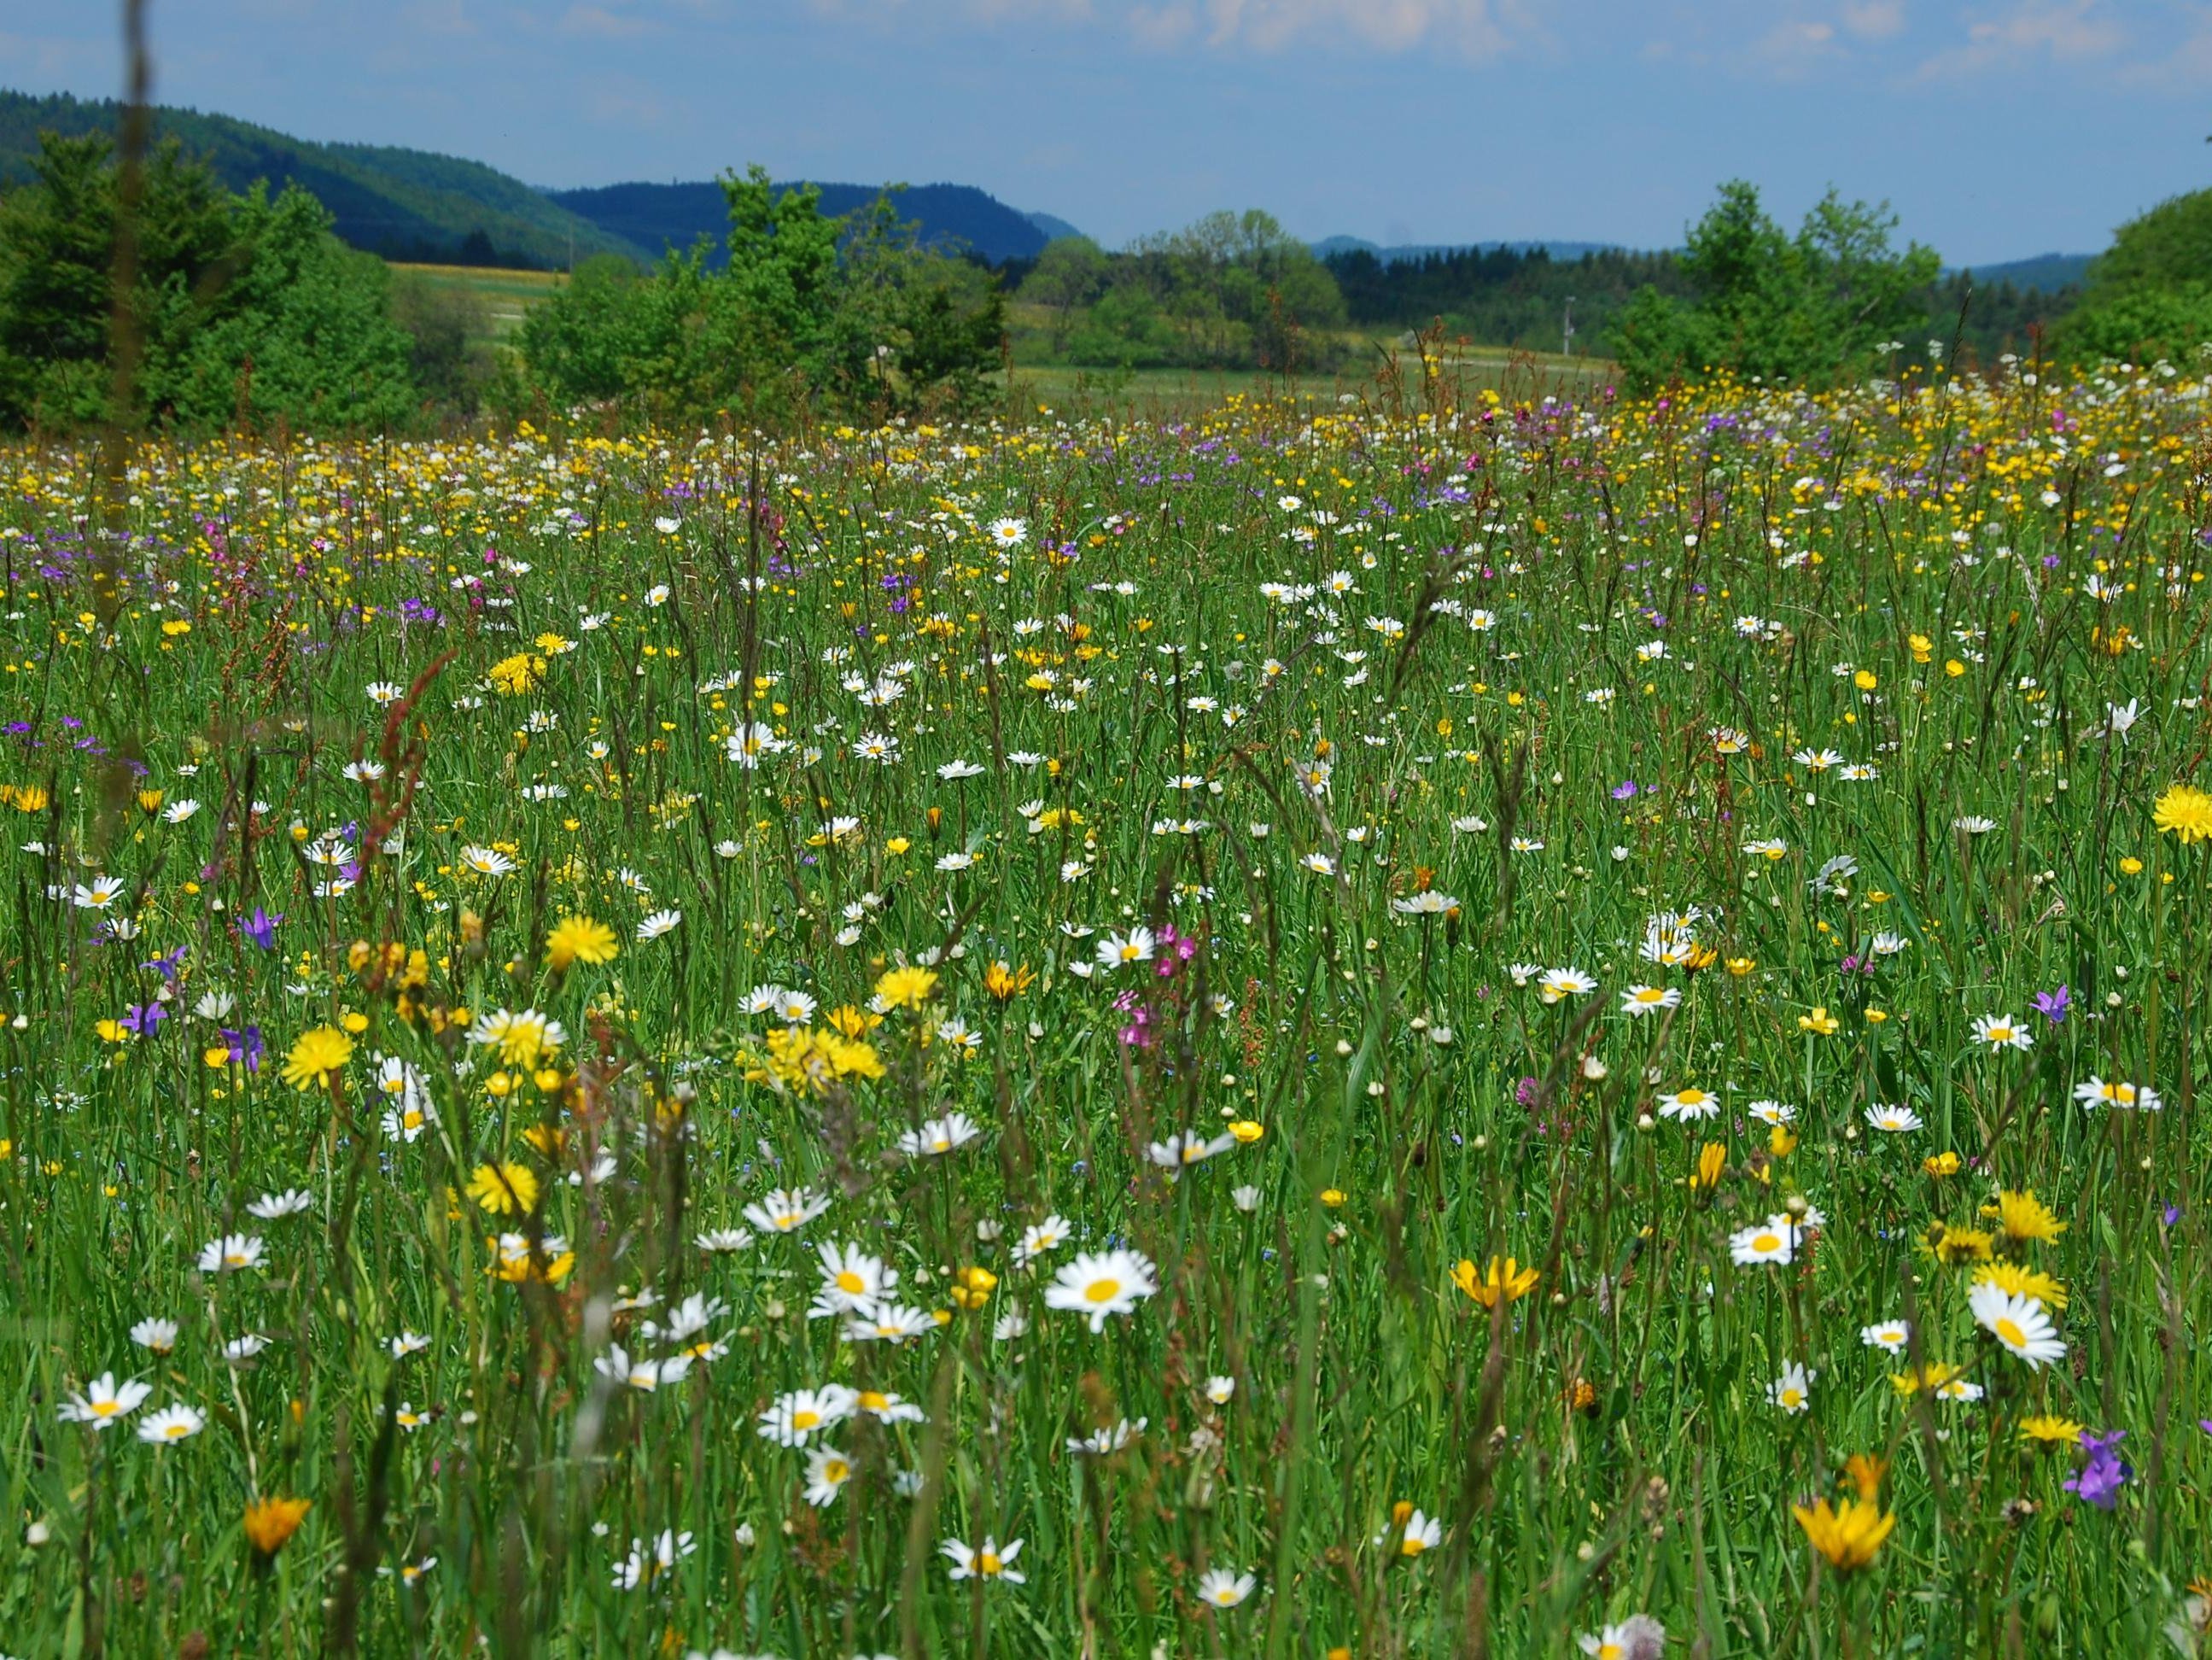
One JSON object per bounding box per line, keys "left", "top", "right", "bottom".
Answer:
{"left": 281, "top": 1026, "right": 354, "bottom": 1090}
{"left": 1793, "top": 1495, "right": 1894, "bottom": 1571}
{"left": 544, "top": 915, "right": 617, "bottom": 971}
{"left": 2153, "top": 783, "right": 2212, "bottom": 845}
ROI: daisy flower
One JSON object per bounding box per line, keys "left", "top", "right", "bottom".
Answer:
{"left": 1767, "top": 1363, "right": 1814, "bottom": 1413}
{"left": 1015, "top": 1213, "right": 1072, "bottom": 1263}
{"left": 58, "top": 1371, "right": 151, "bottom": 1429}
{"left": 757, "top": 1385, "right": 858, "bottom": 1447}
{"left": 2074, "top": 1076, "right": 2161, "bottom": 1111}
{"left": 1969, "top": 1282, "right": 2065, "bottom": 1369}
{"left": 803, "top": 1445, "right": 855, "bottom": 1507}
{"left": 1656, "top": 1086, "right": 1719, "bottom": 1121}
{"left": 1970, "top": 1013, "right": 2032, "bottom": 1052}
{"left": 742, "top": 1186, "right": 832, "bottom": 1235}
{"left": 1044, "top": 1248, "right": 1159, "bottom": 1330}
{"left": 1729, "top": 1218, "right": 1795, "bottom": 1266}
{"left": 1860, "top": 1319, "right": 1911, "bottom": 1353}
{"left": 941, "top": 1536, "right": 1024, "bottom": 1584}
{"left": 1538, "top": 967, "right": 1596, "bottom": 1005}
{"left": 1196, "top": 1568, "right": 1258, "bottom": 1608}
{"left": 137, "top": 1404, "right": 206, "bottom": 1445}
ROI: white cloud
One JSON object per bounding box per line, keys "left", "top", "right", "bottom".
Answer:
{"left": 1912, "top": 0, "right": 2124, "bottom": 79}
{"left": 557, "top": 5, "right": 655, "bottom": 38}
{"left": 1193, "top": 0, "right": 1514, "bottom": 55}
{"left": 1839, "top": 0, "right": 1905, "bottom": 40}
{"left": 1746, "top": 16, "right": 1838, "bottom": 74}
{"left": 819, "top": 0, "right": 1524, "bottom": 57}
{"left": 2112, "top": 2, "right": 2212, "bottom": 91}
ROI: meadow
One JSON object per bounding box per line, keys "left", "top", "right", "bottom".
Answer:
{"left": 1, "top": 354, "right": 2209, "bottom": 1658}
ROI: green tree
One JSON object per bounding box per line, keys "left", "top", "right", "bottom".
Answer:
{"left": 511, "top": 170, "right": 1007, "bottom": 424}
{"left": 511, "top": 253, "right": 654, "bottom": 407}
{"left": 2063, "top": 188, "right": 2212, "bottom": 362}
{"left": 0, "top": 131, "right": 237, "bottom": 426}
{"left": 0, "top": 128, "right": 417, "bottom": 431}
{"left": 1017, "top": 236, "right": 1109, "bottom": 356}
{"left": 1614, "top": 180, "right": 1937, "bottom": 392}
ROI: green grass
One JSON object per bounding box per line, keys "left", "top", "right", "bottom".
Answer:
{"left": 395, "top": 263, "right": 1619, "bottom": 400}
{"left": 388, "top": 261, "right": 570, "bottom": 345}
{"left": 0, "top": 362, "right": 2208, "bottom": 1657}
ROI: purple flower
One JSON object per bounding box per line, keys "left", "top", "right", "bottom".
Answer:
{"left": 2063, "top": 1429, "right": 2131, "bottom": 1511}
{"left": 219, "top": 1026, "right": 265, "bottom": 1072}
{"left": 118, "top": 1002, "right": 167, "bottom": 1037}
{"left": 241, "top": 908, "right": 283, "bottom": 950}
{"left": 140, "top": 945, "right": 188, "bottom": 983}
{"left": 1611, "top": 780, "right": 1639, "bottom": 800}
{"left": 2033, "top": 985, "right": 2069, "bottom": 1026}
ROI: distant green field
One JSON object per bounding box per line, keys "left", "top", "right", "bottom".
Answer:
{"left": 388, "top": 261, "right": 569, "bottom": 343}
{"left": 1006, "top": 353, "right": 1613, "bottom": 420}
{"left": 387, "top": 262, "right": 1620, "bottom": 412}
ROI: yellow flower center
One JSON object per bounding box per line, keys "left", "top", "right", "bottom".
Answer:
{"left": 836, "top": 1271, "right": 866, "bottom": 1295}
{"left": 1995, "top": 1318, "right": 2026, "bottom": 1348}
{"left": 1083, "top": 1278, "right": 1122, "bottom": 1304}
{"left": 1753, "top": 1233, "right": 1780, "bottom": 1254}
{"left": 792, "top": 1410, "right": 819, "bottom": 1431}
{"left": 978, "top": 1552, "right": 1002, "bottom": 1575}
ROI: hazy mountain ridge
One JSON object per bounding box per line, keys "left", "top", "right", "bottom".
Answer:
{"left": 0, "top": 89, "right": 638, "bottom": 267}
{"left": 0, "top": 88, "right": 2090, "bottom": 289}
{"left": 547, "top": 179, "right": 1056, "bottom": 266}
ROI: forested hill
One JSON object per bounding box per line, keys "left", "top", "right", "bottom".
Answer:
{"left": 548, "top": 180, "right": 1058, "bottom": 266}
{"left": 0, "top": 90, "right": 636, "bottom": 268}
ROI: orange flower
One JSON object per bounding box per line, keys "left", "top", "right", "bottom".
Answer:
{"left": 243, "top": 1494, "right": 311, "bottom": 1555}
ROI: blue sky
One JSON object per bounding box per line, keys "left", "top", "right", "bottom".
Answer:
{"left": 2, "top": 0, "right": 2207, "bottom": 264}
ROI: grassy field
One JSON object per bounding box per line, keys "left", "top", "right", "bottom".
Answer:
{"left": 2, "top": 363, "right": 2209, "bottom": 1657}
{"left": 388, "top": 261, "right": 1618, "bottom": 412}
{"left": 388, "top": 262, "right": 570, "bottom": 342}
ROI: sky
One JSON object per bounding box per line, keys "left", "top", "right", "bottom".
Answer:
{"left": 1, "top": 0, "right": 2207, "bottom": 265}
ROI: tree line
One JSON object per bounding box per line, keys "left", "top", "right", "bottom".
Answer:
{"left": 0, "top": 136, "right": 1007, "bottom": 433}
{"left": 0, "top": 127, "right": 2202, "bottom": 434}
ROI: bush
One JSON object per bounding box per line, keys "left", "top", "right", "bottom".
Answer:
{"left": 509, "top": 170, "right": 1007, "bottom": 424}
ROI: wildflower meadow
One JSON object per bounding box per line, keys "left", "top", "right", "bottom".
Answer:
{"left": 5, "top": 358, "right": 2212, "bottom": 1657}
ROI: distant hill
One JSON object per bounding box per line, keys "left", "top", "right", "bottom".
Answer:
{"left": 1024, "top": 210, "right": 1085, "bottom": 243}
{"left": 549, "top": 180, "right": 1053, "bottom": 266}
{"left": 0, "top": 89, "right": 637, "bottom": 268}
{"left": 1949, "top": 253, "right": 2094, "bottom": 293}
{"left": 1313, "top": 236, "right": 1620, "bottom": 264}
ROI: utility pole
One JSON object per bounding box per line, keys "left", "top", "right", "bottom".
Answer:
{"left": 1562, "top": 295, "right": 1577, "bottom": 359}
